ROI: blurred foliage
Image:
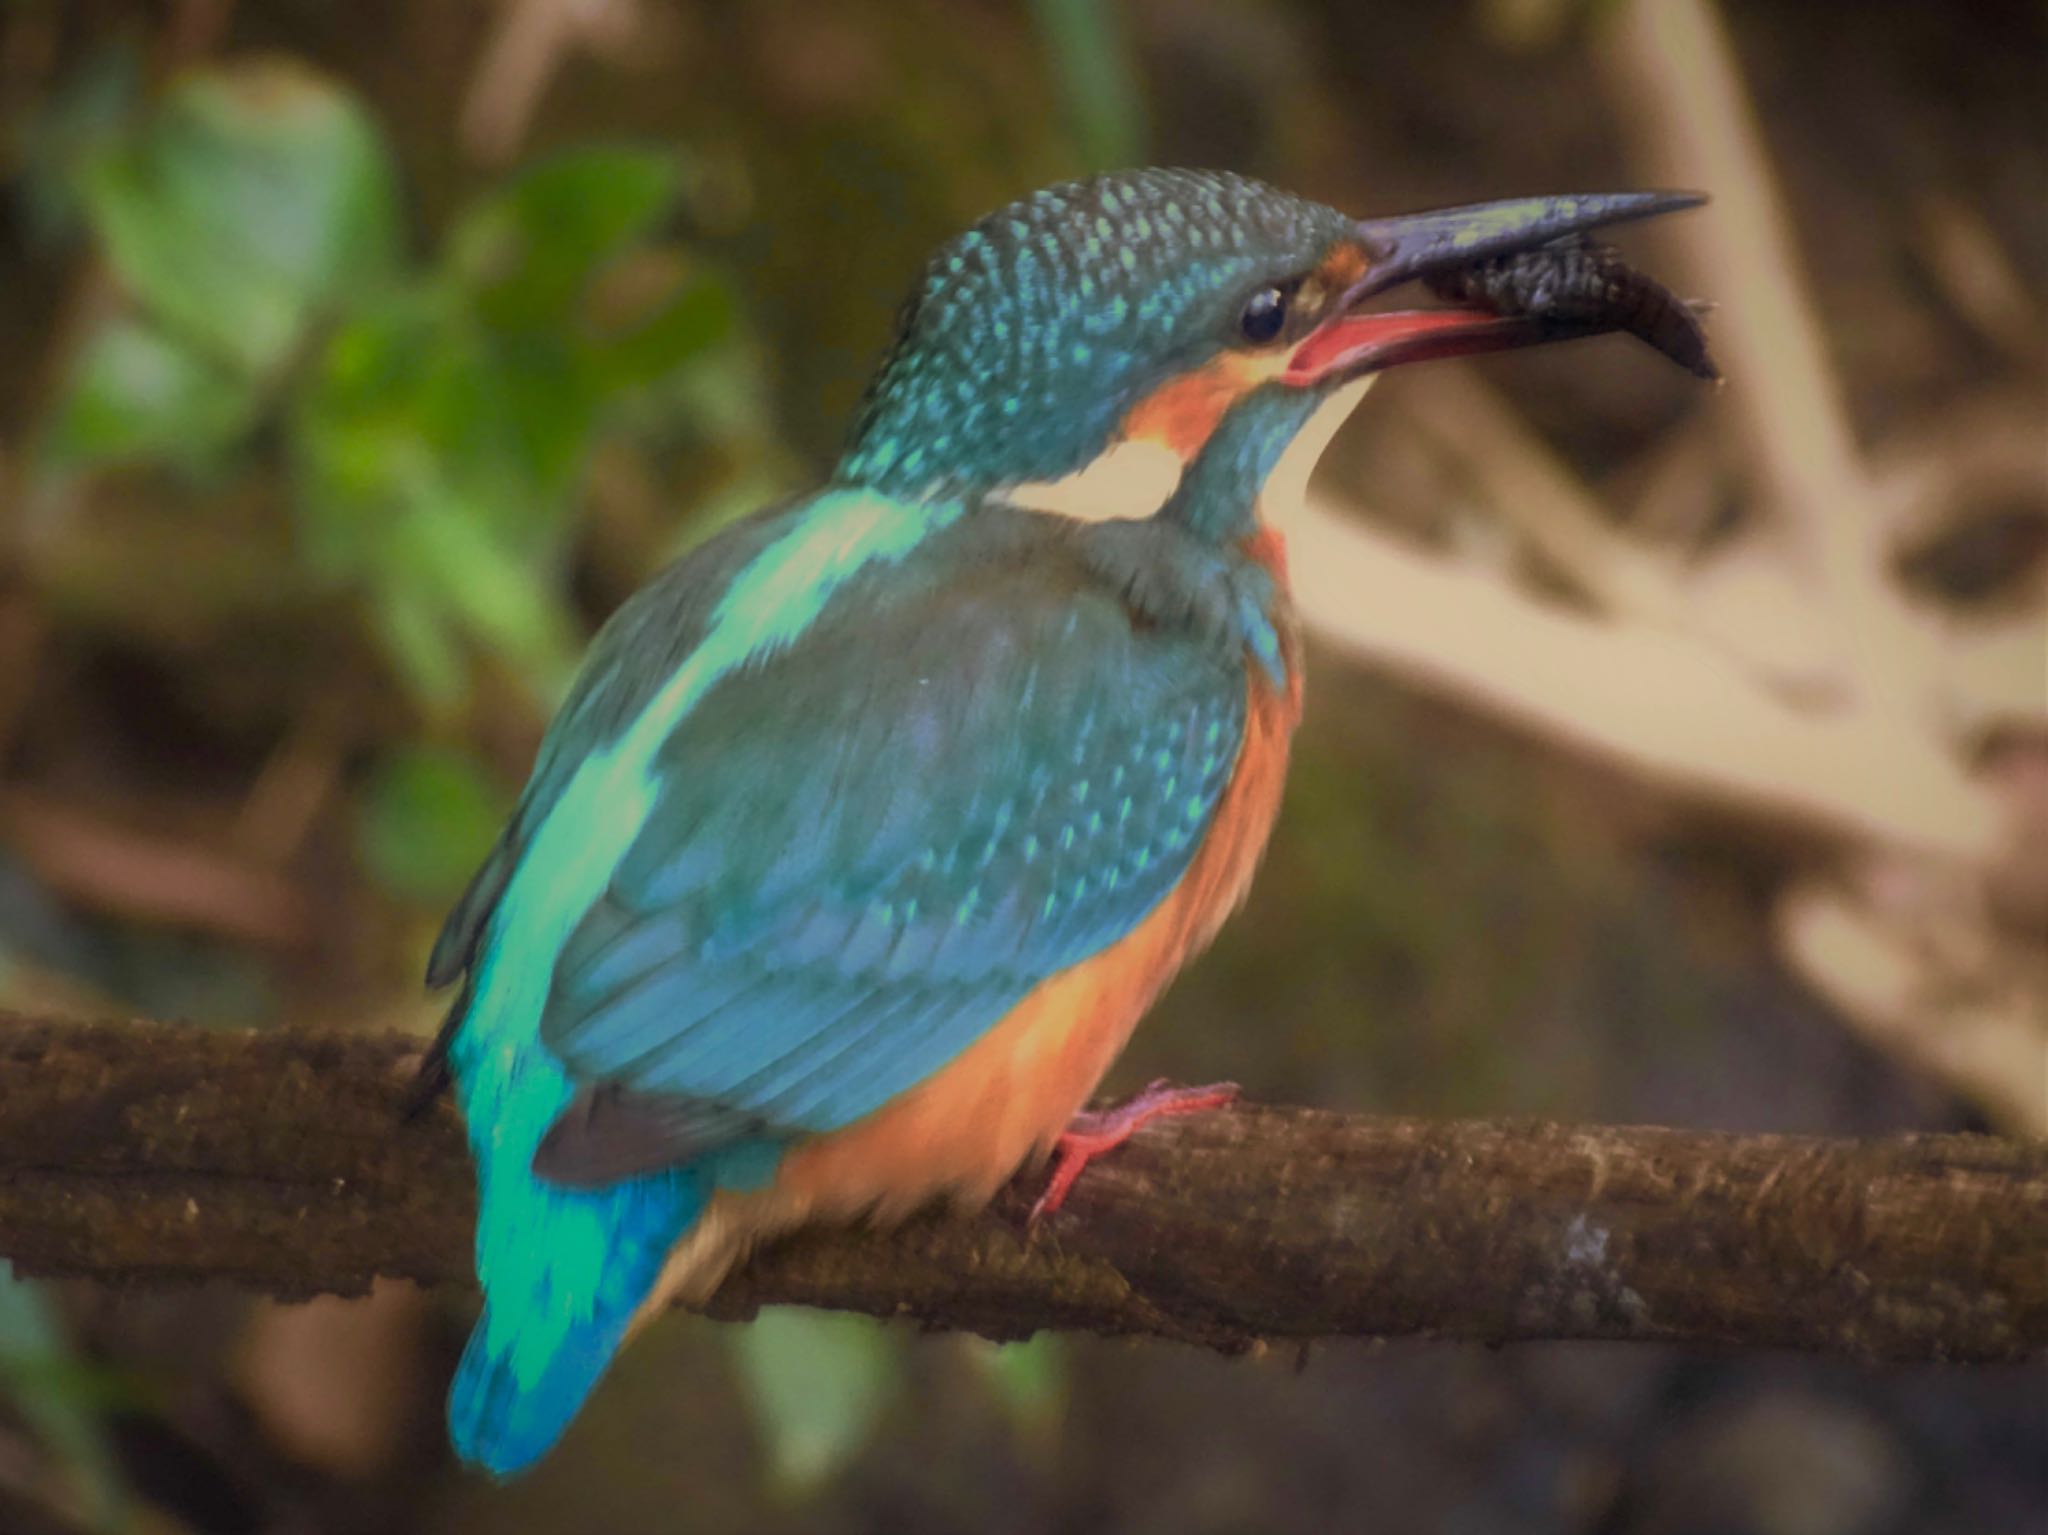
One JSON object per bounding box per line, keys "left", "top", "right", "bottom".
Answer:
{"left": 731, "top": 1309, "right": 899, "bottom": 1495}
{"left": 32, "top": 57, "right": 760, "bottom": 713}
{"left": 74, "top": 62, "right": 398, "bottom": 381}
{"left": 3, "top": 0, "right": 2034, "bottom": 1527}
{"left": 730, "top": 1314, "right": 1070, "bottom": 1498}
{"left": 962, "top": 1333, "right": 1067, "bottom": 1449}
{"left": 354, "top": 744, "right": 509, "bottom": 906}
{"left": 291, "top": 146, "right": 739, "bottom": 707}
{"left": 4, "top": 51, "right": 798, "bottom": 1515}
{"left": 0, "top": 14, "right": 1148, "bottom": 1515}
{"left": 1030, "top": 0, "right": 1148, "bottom": 169}
{"left": 0, "top": 1266, "right": 134, "bottom": 1533}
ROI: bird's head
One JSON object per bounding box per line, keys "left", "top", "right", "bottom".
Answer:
{"left": 838, "top": 168, "right": 1703, "bottom": 537}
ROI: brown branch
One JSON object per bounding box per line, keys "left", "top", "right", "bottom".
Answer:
{"left": 1, "top": 1014, "right": 2042, "bottom": 1362}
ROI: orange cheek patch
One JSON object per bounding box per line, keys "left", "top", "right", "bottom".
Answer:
{"left": 1122, "top": 242, "right": 1375, "bottom": 459}
{"left": 1122, "top": 352, "right": 1284, "bottom": 457}
{"left": 1316, "top": 240, "right": 1370, "bottom": 294}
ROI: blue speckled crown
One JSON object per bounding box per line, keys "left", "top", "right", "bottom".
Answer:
{"left": 840, "top": 169, "right": 1353, "bottom": 497}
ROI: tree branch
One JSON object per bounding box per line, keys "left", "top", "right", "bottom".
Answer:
{"left": 2, "top": 1014, "right": 2041, "bottom": 1362}
{"left": 1287, "top": 499, "right": 1999, "bottom": 863}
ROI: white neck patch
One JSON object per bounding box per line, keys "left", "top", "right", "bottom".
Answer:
{"left": 997, "top": 437, "right": 1186, "bottom": 524}
{"left": 997, "top": 373, "right": 1375, "bottom": 530}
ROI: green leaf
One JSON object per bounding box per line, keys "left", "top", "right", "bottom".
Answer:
{"left": 731, "top": 1309, "right": 897, "bottom": 1496}
{"left": 43, "top": 316, "right": 261, "bottom": 472}
{"left": 396, "top": 492, "right": 579, "bottom": 703}
{"left": 447, "top": 147, "right": 682, "bottom": 332}
{"left": 80, "top": 59, "right": 401, "bottom": 378}
{"left": 294, "top": 291, "right": 600, "bottom": 545}
{"left": 369, "top": 578, "right": 468, "bottom": 713}
{"left": 285, "top": 145, "right": 754, "bottom": 708}
{"left": 473, "top": 335, "right": 607, "bottom": 508}
{"left": 583, "top": 258, "right": 738, "bottom": 393}
{"left": 356, "top": 745, "right": 509, "bottom": 903}
{"left": 290, "top": 296, "right": 584, "bottom": 707}
{"left": 1031, "top": 0, "right": 1148, "bottom": 169}
{"left": 963, "top": 1333, "right": 1066, "bottom": 1443}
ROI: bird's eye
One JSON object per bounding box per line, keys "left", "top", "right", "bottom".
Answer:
{"left": 1238, "top": 286, "right": 1289, "bottom": 345}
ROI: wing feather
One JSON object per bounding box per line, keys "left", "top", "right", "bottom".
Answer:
{"left": 534, "top": 546, "right": 1246, "bottom": 1173}
{"left": 438, "top": 506, "right": 1262, "bottom": 1181}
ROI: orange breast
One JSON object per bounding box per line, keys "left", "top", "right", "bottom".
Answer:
{"left": 776, "top": 659, "right": 1302, "bottom": 1224}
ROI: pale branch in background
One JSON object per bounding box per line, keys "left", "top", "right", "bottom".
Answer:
{"left": 1286, "top": 497, "right": 1995, "bottom": 861}
{"left": 1283, "top": 0, "right": 2046, "bottom": 1134}
{"left": 3, "top": 1015, "right": 2041, "bottom": 1364}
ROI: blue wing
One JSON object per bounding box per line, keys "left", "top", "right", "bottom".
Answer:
{"left": 432, "top": 500, "right": 1266, "bottom": 1471}
{"left": 531, "top": 512, "right": 1251, "bottom": 1177}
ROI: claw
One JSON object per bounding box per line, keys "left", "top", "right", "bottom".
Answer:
{"left": 1028, "top": 1078, "right": 1240, "bottom": 1224}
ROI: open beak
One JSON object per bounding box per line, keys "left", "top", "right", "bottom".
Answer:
{"left": 1283, "top": 190, "right": 1710, "bottom": 384}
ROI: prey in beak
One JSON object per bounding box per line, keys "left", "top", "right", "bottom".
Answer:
{"left": 1284, "top": 190, "right": 1718, "bottom": 386}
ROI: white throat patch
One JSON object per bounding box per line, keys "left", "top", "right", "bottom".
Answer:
{"left": 1257, "top": 375, "right": 1374, "bottom": 531}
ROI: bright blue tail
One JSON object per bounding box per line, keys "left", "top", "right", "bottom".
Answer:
{"left": 445, "top": 970, "right": 716, "bottom": 1480}
{"left": 447, "top": 1162, "right": 707, "bottom": 1477}
{"left": 440, "top": 769, "right": 802, "bottom": 1478}
{"left": 449, "top": 1298, "right": 633, "bottom": 1477}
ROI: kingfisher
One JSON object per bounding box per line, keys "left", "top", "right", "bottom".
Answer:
{"left": 419, "top": 168, "right": 1710, "bottom": 1475}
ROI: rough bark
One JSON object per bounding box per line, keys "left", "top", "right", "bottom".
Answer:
{"left": 2, "top": 1013, "right": 2041, "bottom": 1362}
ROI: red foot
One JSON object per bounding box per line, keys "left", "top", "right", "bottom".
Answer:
{"left": 1029, "top": 1078, "right": 1240, "bottom": 1224}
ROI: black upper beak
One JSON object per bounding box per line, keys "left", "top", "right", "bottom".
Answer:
{"left": 1346, "top": 190, "right": 1707, "bottom": 303}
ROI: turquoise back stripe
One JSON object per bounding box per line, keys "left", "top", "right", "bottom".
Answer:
{"left": 447, "top": 487, "right": 960, "bottom": 1473}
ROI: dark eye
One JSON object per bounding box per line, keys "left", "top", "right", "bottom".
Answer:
{"left": 1238, "top": 285, "right": 1288, "bottom": 344}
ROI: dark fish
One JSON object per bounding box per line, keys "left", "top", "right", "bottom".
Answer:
{"left": 1425, "top": 237, "right": 1719, "bottom": 381}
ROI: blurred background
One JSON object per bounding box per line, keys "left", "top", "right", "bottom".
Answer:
{"left": 0, "top": 0, "right": 2042, "bottom": 1531}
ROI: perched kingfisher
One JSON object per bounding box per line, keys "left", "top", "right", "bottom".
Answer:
{"left": 421, "top": 168, "right": 1709, "bottom": 1475}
